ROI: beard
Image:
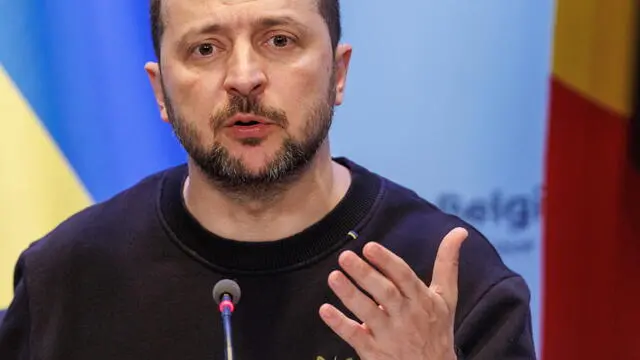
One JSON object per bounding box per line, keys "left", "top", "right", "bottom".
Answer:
{"left": 162, "top": 73, "right": 336, "bottom": 201}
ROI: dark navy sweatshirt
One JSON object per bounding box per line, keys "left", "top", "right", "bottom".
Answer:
{"left": 0, "top": 158, "right": 536, "bottom": 359}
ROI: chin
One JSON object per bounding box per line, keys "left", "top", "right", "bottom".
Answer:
{"left": 239, "top": 159, "right": 273, "bottom": 175}
{"left": 230, "top": 145, "right": 281, "bottom": 171}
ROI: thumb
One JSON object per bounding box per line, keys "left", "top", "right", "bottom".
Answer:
{"left": 430, "top": 227, "right": 468, "bottom": 308}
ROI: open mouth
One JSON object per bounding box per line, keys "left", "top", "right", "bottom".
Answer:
{"left": 234, "top": 120, "right": 262, "bottom": 126}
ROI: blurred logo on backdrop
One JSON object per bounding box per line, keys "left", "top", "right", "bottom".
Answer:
{"left": 436, "top": 185, "right": 541, "bottom": 255}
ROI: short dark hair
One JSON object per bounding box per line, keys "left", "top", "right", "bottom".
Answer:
{"left": 150, "top": 0, "right": 341, "bottom": 61}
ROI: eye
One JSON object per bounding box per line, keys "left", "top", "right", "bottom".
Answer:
{"left": 268, "top": 34, "right": 293, "bottom": 48}
{"left": 194, "top": 43, "right": 216, "bottom": 57}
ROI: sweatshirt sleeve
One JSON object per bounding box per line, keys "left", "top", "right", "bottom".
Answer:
{"left": 0, "top": 254, "right": 31, "bottom": 360}
{"left": 454, "top": 275, "right": 537, "bottom": 360}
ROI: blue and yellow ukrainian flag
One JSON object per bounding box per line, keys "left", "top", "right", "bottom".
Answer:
{"left": 0, "top": 2, "right": 186, "bottom": 307}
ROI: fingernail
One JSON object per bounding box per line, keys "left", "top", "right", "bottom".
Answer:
{"left": 367, "top": 242, "right": 381, "bottom": 254}
{"left": 329, "top": 271, "right": 345, "bottom": 288}
{"left": 320, "top": 305, "right": 336, "bottom": 323}
{"left": 454, "top": 227, "right": 469, "bottom": 237}
{"left": 339, "top": 251, "right": 354, "bottom": 266}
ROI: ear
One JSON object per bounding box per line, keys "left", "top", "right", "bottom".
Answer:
{"left": 333, "top": 44, "right": 352, "bottom": 106}
{"left": 144, "top": 62, "right": 169, "bottom": 123}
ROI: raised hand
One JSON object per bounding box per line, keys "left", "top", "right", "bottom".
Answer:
{"left": 319, "top": 227, "right": 468, "bottom": 360}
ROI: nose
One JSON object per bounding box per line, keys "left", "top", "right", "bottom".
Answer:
{"left": 223, "top": 43, "right": 267, "bottom": 98}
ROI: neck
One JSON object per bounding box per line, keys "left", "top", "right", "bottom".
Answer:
{"left": 183, "top": 146, "right": 352, "bottom": 242}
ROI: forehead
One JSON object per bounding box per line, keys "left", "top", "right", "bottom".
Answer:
{"left": 162, "top": 0, "right": 320, "bottom": 31}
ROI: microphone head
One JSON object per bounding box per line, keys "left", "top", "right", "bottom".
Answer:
{"left": 213, "top": 279, "right": 241, "bottom": 305}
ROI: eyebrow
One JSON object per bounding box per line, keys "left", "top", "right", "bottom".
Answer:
{"left": 257, "top": 15, "right": 309, "bottom": 32}
{"left": 177, "top": 15, "right": 310, "bottom": 47}
{"left": 178, "top": 23, "right": 223, "bottom": 48}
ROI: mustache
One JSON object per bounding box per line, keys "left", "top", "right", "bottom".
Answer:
{"left": 211, "top": 95, "right": 288, "bottom": 131}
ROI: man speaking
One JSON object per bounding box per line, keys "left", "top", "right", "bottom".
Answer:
{"left": 0, "top": 0, "right": 536, "bottom": 359}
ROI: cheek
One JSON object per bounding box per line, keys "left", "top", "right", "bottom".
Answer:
{"left": 268, "top": 58, "right": 332, "bottom": 124}
{"left": 165, "top": 65, "right": 225, "bottom": 124}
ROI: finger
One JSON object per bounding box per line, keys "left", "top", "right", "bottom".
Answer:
{"left": 362, "top": 242, "right": 424, "bottom": 300}
{"left": 430, "top": 227, "right": 468, "bottom": 308}
{"left": 327, "top": 270, "right": 388, "bottom": 331}
{"left": 319, "top": 303, "right": 374, "bottom": 351}
{"left": 338, "top": 251, "right": 404, "bottom": 314}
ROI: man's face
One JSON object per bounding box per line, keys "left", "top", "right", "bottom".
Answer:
{"left": 146, "top": 0, "right": 351, "bottom": 193}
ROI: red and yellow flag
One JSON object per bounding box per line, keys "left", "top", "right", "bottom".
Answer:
{"left": 543, "top": 1, "right": 640, "bottom": 358}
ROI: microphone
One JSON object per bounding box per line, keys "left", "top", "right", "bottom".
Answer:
{"left": 213, "top": 279, "right": 241, "bottom": 360}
